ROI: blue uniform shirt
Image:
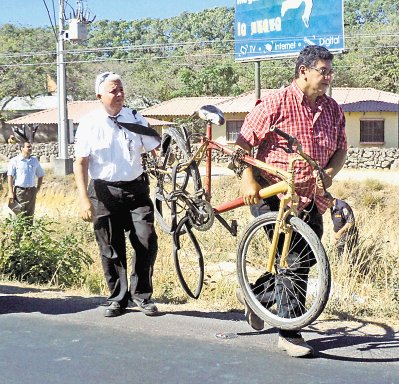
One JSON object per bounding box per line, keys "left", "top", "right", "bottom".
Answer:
{"left": 7, "top": 154, "right": 45, "bottom": 188}
{"left": 330, "top": 199, "right": 355, "bottom": 233}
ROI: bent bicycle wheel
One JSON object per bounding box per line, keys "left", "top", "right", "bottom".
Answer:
{"left": 154, "top": 126, "right": 202, "bottom": 234}
{"left": 237, "top": 211, "right": 330, "bottom": 330}
{"left": 173, "top": 216, "right": 204, "bottom": 299}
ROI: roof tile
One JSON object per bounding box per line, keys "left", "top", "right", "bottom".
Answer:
{"left": 6, "top": 101, "right": 175, "bottom": 126}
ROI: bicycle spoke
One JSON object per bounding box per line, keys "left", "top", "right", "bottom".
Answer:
{"left": 237, "top": 212, "right": 330, "bottom": 330}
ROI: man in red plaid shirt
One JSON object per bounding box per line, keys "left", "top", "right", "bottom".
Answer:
{"left": 236, "top": 45, "right": 347, "bottom": 358}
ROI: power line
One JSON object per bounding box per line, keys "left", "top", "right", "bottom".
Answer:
{"left": 42, "top": 0, "right": 58, "bottom": 40}
{"left": 1, "top": 43, "right": 398, "bottom": 64}
{"left": 0, "top": 32, "right": 397, "bottom": 60}
{"left": 1, "top": 48, "right": 399, "bottom": 71}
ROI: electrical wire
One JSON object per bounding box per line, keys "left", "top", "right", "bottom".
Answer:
{"left": 0, "top": 30, "right": 397, "bottom": 59}
{"left": 42, "top": 0, "right": 58, "bottom": 40}
{"left": 51, "top": 0, "right": 57, "bottom": 34}
{"left": 1, "top": 48, "right": 399, "bottom": 72}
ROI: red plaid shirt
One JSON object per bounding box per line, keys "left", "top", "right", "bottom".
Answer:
{"left": 238, "top": 81, "right": 347, "bottom": 214}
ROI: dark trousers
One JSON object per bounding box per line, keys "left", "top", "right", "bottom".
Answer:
{"left": 88, "top": 176, "right": 158, "bottom": 306}
{"left": 14, "top": 186, "right": 37, "bottom": 223}
{"left": 251, "top": 178, "right": 323, "bottom": 337}
{"left": 336, "top": 228, "right": 359, "bottom": 257}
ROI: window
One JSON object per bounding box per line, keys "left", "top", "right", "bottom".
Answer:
{"left": 226, "top": 120, "right": 244, "bottom": 142}
{"left": 360, "top": 120, "right": 384, "bottom": 144}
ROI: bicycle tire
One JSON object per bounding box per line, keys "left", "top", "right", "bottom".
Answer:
{"left": 237, "top": 211, "right": 330, "bottom": 330}
{"left": 173, "top": 216, "right": 204, "bottom": 299}
{"left": 154, "top": 126, "right": 202, "bottom": 234}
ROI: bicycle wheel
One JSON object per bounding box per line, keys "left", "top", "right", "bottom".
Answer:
{"left": 154, "top": 126, "right": 202, "bottom": 234}
{"left": 173, "top": 216, "right": 204, "bottom": 299}
{"left": 237, "top": 211, "right": 330, "bottom": 330}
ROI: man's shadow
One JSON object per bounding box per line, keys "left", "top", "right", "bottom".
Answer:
{"left": 0, "top": 284, "right": 104, "bottom": 315}
{"left": 165, "top": 304, "right": 399, "bottom": 363}
{"left": 306, "top": 317, "right": 399, "bottom": 362}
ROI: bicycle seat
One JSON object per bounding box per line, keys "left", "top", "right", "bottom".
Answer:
{"left": 198, "top": 105, "right": 225, "bottom": 126}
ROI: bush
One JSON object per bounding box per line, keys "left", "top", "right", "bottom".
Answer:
{"left": 0, "top": 215, "right": 93, "bottom": 288}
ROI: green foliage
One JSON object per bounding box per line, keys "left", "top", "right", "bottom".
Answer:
{"left": 0, "top": 24, "right": 57, "bottom": 129}
{"left": 0, "top": 25, "right": 56, "bottom": 101}
{"left": 176, "top": 62, "right": 243, "bottom": 97}
{"left": 0, "top": 215, "right": 93, "bottom": 287}
{"left": 344, "top": 0, "right": 399, "bottom": 26}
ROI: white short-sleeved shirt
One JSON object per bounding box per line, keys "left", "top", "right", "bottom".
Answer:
{"left": 74, "top": 106, "right": 160, "bottom": 182}
{"left": 7, "top": 154, "right": 45, "bottom": 188}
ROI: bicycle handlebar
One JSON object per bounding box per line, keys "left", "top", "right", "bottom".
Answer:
{"left": 270, "top": 126, "right": 322, "bottom": 171}
{"left": 270, "top": 126, "right": 331, "bottom": 196}
{"left": 270, "top": 126, "right": 298, "bottom": 147}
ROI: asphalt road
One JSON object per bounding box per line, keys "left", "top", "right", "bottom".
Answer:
{"left": 1, "top": 284, "right": 398, "bottom": 384}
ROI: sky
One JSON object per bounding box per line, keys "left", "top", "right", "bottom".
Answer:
{"left": 0, "top": 0, "right": 235, "bottom": 27}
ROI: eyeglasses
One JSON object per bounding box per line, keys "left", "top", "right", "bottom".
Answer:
{"left": 310, "top": 67, "right": 335, "bottom": 77}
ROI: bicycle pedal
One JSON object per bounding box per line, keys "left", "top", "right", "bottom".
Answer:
{"left": 231, "top": 219, "right": 238, "bottom": 236}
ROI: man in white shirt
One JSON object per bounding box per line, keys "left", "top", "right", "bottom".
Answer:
{"left": 7, "top": 141, "right": 45, "bottom": 221}
{"left": 74, "top": 72, "right": 160, "bottom": 318}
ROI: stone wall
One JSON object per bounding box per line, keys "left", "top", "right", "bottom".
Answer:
{"left": 345, "top": 147, "right": 399, "bottom": 169}
{"left": 205, "top": 145, "right": 399, "bottom": 170}
{"left": 0, "top": 143, "right": 75, "bottom": 165}
{"left": 1, "top": 143, "right": 399, "bottom": 170}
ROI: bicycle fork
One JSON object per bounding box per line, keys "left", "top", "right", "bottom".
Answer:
{"left": 266, "top": 205, "right": 294, "bottom": 274}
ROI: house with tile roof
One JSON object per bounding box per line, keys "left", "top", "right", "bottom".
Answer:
{"left": 332, "top": 88, "right": 399, "bottom": 148}
{"left": 4, "top": 100, "right": 175, "bottom": 143}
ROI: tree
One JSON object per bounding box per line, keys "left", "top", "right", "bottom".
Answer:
{"left": 339, "top": 0, "right": 399, "bottom": 92}
{"left": 0, "top": 25, "right": 57, "bottom": 135}
{"left": 175, "top": 62, "right": 242, "bottom": 97}
{"left": 0, "top": 25, "right": 56, "bottom": 105}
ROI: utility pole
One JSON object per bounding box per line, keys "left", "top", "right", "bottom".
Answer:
{"left": 255, "top": 61, "right": 261, "bottom": 101}
{"left": 54, "top": 0, "right": 73, "bottom": 176}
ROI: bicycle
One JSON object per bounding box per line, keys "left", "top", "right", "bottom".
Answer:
{"left": 145, "top": 105, "right": 331, "bottom": 330}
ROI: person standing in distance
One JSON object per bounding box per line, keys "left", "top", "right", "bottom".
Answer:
{"left": 235, "top": 45, "right": 347, "bottom": 357}
{"left": 330, "top": 198, "right": 358, "bottom": 257}
{"left": 74, "top": 72, "right": 160, "bottom": 318}
{"left": 7, "top": 141, "right": 44, "bottom": 222}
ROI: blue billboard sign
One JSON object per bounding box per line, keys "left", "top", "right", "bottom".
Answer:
{"left": 235, "top": 0, "right": 344, "bottom": 61}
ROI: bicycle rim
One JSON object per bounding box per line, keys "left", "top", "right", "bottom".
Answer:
{"left": 237, "top": 211, "right": 330, "bottom": 330}
{"left": 154, "top": 127, "right": 202, "bottom": 234}
{"left": 173, "top": 217, "right": 204, "bottom": 299}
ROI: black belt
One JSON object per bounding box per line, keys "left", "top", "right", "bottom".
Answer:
{"left": 16, "top": 186, "right": 35, "bottom": 190}
{"left": 96, "top": 174, "right": 146, "bottom": 187}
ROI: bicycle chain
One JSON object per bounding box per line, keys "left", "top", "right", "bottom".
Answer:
{"left": 230, "top": 148, "right": 250, "bottom": 179}
{"left": 188, "top": 199, "right": 215, "bottom": 231}
{"left": 141, "top": 153, "right": 160, "bottom": 178}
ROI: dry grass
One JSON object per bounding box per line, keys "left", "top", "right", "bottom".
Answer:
{"left": 1, "top": 168, "right": 398, "bottom": 320}
{"left": 325, "top": 180, "right": 399, "bottom": 321}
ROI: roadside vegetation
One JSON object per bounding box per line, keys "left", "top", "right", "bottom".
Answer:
{"left": 0, "top": 170, "right": 398, "bottom": 322}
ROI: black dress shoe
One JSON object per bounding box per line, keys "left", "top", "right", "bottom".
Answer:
{"left": 131, "top": 297, "right": 159, "bottom": 316}
{"left": 104, "top": 301, "right": 123, "bottom": 317}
